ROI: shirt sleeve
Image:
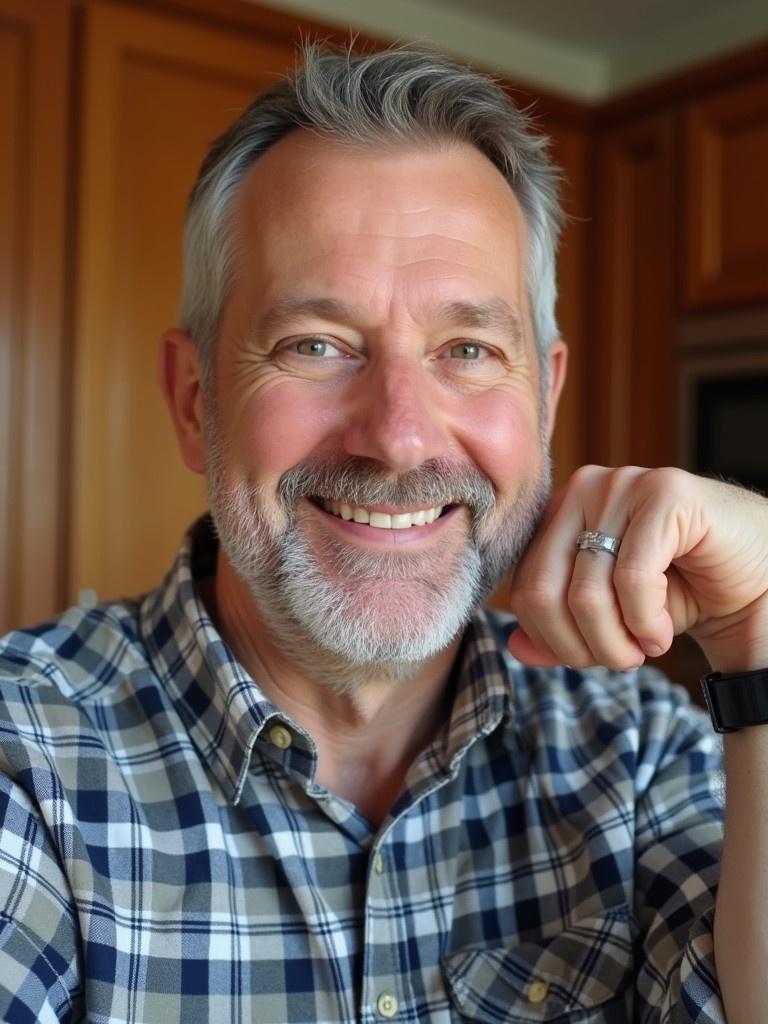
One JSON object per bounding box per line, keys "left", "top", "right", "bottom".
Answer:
{"left": 0, "top": 771, "right": 83, "bottom": 1022}
{"left": 632, "top": 679, "right": 725, "bottom": 1023}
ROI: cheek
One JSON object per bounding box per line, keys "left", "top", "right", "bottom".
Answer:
{"left": 454, "top": 390, "right": 543, "bottom": 494}
{"left": 233, "top": 384, "right": 341, "bottom": 480}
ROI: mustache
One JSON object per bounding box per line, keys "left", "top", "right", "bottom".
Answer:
{"left": 278, "top": 456, "right": 496, "bottom": 522}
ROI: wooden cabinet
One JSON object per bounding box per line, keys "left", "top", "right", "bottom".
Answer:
{"left": 592, "top": 113, "right": 679, "bottom": 468}
{"left": 0, "top": 1, "right": 69, "bottom": 629}
{"left": 592, "top": 70, "right": 768, "bottom": 698}
{"left": 546, "top": 124, "right": 591, "bottom": 485}
{"left": 70, "top": 2, "right": 297, "bottom": 604}
{"left": 684, "top": 76, "right": 768, "bottom": 310}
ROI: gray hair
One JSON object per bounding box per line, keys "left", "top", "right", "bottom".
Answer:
{"left": 179, "top": 44, "right": 563, "bottom": 393}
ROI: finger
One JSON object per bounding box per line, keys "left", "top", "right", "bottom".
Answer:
{"left": 613, "top": 503, "right": 684, "bottom": 656}
{"left": 568, "top": 541, "right": 646, "bottom": 670}
{"left": 559, "top": 467, "right": 650, "bottom": 668}
{"left": 507, "top": 626, "right": 563, "bottom": 667}
{"left": 509, "top": 480, "right": 597, "bottom": 667}
{"left": 510, "top": 561, "right": 594, "bottom": 667}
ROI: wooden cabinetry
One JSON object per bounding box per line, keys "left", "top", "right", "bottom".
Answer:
{"left": 592, "top": 113, "right": 679, "bottom": 469}
{"left": 684, "top": 76, "right": 768, "bottom": 310}
{"left": 71, "top": 3, "right": 296, "bottom": 603}
{"left": 592, "top": 62, "right": 768, "bottom": 697}
{"left": 592, "top": 63, "right": 768, "bottom": 470}
{"left": 546, "top": 123, "right": 591, "bottom": 485}
{"left": 0, "top": 1, "right": 69, "bottom": 629}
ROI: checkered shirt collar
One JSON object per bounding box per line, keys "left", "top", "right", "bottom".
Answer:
{"left": 139, "top": 516, "right": 517, "bottom": 805}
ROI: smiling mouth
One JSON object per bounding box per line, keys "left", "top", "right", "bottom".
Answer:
{"left": 314, "top": 498, "right": 450, "bottom": 530}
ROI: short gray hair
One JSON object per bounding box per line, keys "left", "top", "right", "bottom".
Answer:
{"left": 179, "top": 44, "right": 564, "bottom": 392}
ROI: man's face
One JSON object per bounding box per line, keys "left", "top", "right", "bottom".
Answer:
{"left": 204, "top": 132, "right": 564, "bottom": 680}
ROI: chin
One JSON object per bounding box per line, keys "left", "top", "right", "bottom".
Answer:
{"left": 277, "top": 523, "right": 478, "bottom": 639}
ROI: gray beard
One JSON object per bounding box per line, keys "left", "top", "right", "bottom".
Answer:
{"left": 205, "top": 439, "right": 551, "bottom": 695}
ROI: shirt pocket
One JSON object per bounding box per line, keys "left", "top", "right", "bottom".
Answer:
{"left": 442, "top": 905, "right": 636, "bottom": 1023}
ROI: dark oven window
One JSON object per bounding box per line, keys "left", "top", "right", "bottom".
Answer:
{"left": 695, "top": 375, "right": 768, "bottom": 493}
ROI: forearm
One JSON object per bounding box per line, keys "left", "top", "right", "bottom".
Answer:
{"left": 710, "top": 618, "right": 768, "bottom": 1020}
{"left": 715, "top": 727, "right": 768, "bottom": 1022}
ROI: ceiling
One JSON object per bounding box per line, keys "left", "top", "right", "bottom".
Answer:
{"left": 255, "top": 0, "right": 768, "bottom": 100}
{"left": 434, "top": 0, "right": 737, "bottom": 50}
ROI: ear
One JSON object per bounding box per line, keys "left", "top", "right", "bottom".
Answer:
{"left": 543, "top": 339, "right": 568, "bottom": 440}
{"left": 158, "top": 328, "right": 208, "bottom": 474}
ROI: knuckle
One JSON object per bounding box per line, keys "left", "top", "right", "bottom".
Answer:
{"left": 520, "top": 574, "right": 560, "bottom": 614}
{"left": 567, "top": 578, "right": 607, "bottom": 617}
{"left": 613, "top": 558, "right": 652, "bottom": 588}
{"left": 568, "top": 464, "right": 605, "bottom": 492}
{"left": 524, "top": 581, "right": 561, "bottom": 610}
{"left": 643, "top": 465, "right": 688, "bottom": 498}
{"left": 604, "top": 464, "right": 644, "bottom": 498}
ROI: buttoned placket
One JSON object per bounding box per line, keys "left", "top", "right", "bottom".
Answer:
{"left": 361, "top": 826, "right": 407, "bottom": 1023}
{"left": 358, "top": 763, "right": 460, "bottom": 1024}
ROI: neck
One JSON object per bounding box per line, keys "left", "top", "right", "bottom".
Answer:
{"left": 200, "top": 551, "right": 461, "bottom": 824}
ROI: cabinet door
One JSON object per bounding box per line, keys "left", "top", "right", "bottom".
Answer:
{"left": 684, "top": 76, "right": 768, "bottom": 309}
{"left": 0, "top": 0, "right": 69, "bottom": 631}
{"left": 546, "top": 122, "right": 590, "bottom": 482}
{"left": 592, "top": 113, "right": 679, "bottom": 469}
{"left": 71, "top": 3, "right": 296, "bottom": 603}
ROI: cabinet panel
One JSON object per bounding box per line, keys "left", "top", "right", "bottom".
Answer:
{"left": 685, "top": 76, "right": 768, "bottom": 309}
{"left": 71, "top": 3, "right": 296, "bottom": 602}
{"left": 546, "top": 124, "right": 591, "bottom": 482}
{"left": 592, "top": 113, "right": 678, "bottom": 468}
{"left": 0, "top": 1, "right": 69, "bottom": 632}
{"left": 0, "top": 20, "right": 23, "bottom": 628}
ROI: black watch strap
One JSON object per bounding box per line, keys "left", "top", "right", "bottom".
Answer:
{"left": 701, "top": 667, "right": 768, "bottom": 734}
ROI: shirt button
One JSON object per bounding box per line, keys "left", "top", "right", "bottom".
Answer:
{"left": 376, "top": 991, "right": 398, "bottom": 1018}
{"left": 373, "top": 853, "right": 384, "bottom": 875}
{"left": 267, "top": 724, "right": 292, "bottom": 750}
{"left": 527, "top": 980, "right": 549, "bottom": 1004}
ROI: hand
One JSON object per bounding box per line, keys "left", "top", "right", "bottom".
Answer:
{"left": 507, "top": 466, "right": 768, "bottom": 674}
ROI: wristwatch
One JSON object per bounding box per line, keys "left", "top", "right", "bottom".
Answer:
{"left": 701, "top": 668, "right": 768, "bottom": 733}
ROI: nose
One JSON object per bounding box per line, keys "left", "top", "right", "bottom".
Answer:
{"left": 342, "top": 355, "right": 450, "bottom": 472}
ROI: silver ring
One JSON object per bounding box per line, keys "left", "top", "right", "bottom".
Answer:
{"left": 575, "top": 530, "right": 621, "bottom": 557}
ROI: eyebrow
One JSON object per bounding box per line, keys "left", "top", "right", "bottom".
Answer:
{"left": 436, "top": 299, "right": 525, "bottom": 350}
{"left": 253, "top": 297, "right": 357, "bottom": 340}
{"left": 252, "top": 295, "right": 525, "bottom": 350}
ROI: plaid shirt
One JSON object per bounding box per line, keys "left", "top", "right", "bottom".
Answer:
{"left": 0, "top": 517, "right": 725, "bottom": 1023}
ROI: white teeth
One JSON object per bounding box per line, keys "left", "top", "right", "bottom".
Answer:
{"left": 369, "top": 511, "right": 391, "bottom": 529}
{"left": 320, "top": 500, "right": 446, "bottom": 529}
{"left": 390, "top": 513, "right": 412, "bottom": 530}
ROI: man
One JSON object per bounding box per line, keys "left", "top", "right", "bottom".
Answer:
{"left": 0, "top": 44, "right": 766, "bottom": 1023}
